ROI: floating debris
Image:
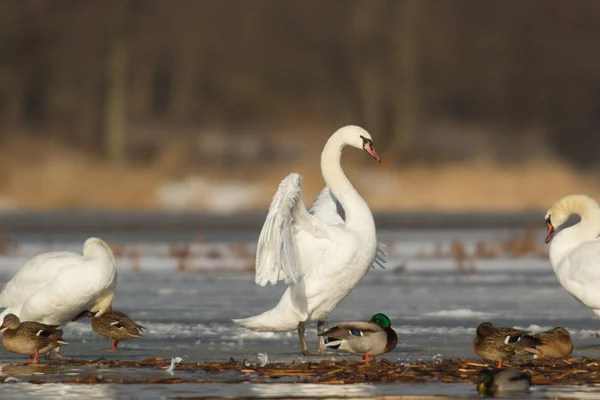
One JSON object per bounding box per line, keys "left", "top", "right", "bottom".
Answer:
{"left": 165, "top": 357, "right": 183, "bottom": 375}
{"left": 3, "top": 357, "right": 600, "bottom": 386}
{"left": 257, "top": 353, "right": 268, "bottom": 367}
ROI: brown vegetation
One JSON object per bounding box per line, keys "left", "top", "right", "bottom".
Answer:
{"left": 7, "top": 357, "right": 600, "bottom": 387}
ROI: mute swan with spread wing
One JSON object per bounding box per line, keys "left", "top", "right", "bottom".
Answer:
{"left": 233, "top": 125, "right": 382, "bottom": 355}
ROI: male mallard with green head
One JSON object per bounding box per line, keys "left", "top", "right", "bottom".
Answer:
{"left": 0, "top": 314, "right": 68, "bottom": 363}
{"left": 473, "top": 322, "right": 530, "bottom": 368}
{"left": 476, "top": 368, "right": 531, "bottom": 396}
{"left": 320, "top": 313, "right": 398, "bottom": 362}
{"left": 91, "top": 309, "right": 146, "bottom": 352}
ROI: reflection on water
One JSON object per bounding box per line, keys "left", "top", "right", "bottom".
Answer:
{"left": 0, "top": 384, "right": 118, "bottom": 400}
{"left": 0, "top": 364, "right": 61, "bottom": 377}
{"left": 249, "top": 383, "right": 376, "bottom": 398}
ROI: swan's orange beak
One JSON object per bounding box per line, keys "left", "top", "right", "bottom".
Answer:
{"left": 364, "top": 141, "right": 382, "bottom": 162}
{"left": 545, "top": 220, "right": 555, "bottom": 243}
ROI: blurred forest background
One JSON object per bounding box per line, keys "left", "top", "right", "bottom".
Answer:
{"left": 1, "top": 0, "right": 600, "bottom": 212}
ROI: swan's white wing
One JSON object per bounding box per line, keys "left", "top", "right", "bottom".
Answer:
{"left": 255, "top": 173, "right": 331, "bottom": 286}
{"left": 309, "top": 186, "right": 345, "bottom": 225}
{"left": 0, "top": 251, "right": 83, "bottom": 308}
{"left": 310, "top": 186, "right": 386, "bottom": 270}
{"left": 17, "top": 258, "right": 116, "bottom": 325}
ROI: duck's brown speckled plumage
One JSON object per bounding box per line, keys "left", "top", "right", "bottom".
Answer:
{"left": 0, "top": 314, "right": 68, "bottom": 363}
{"left": 91, "top": 309, "right": 146, "bottom": 351}
{"left": 473, "top": 322, "right": 530, "bottom": 367}
{"left": 532, "top": 327, "right": 574, "bottom": 359}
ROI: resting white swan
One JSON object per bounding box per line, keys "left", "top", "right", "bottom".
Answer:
{"left": 233, "top": 125, "right": 382, "bottom": 355}
{"left": 545, "top": 194, "right": 600, "bottom": 317}
{"left": 0, "top": 237, "right": 118, "bottom": 326}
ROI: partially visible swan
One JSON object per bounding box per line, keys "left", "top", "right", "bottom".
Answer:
{"left": 233, "top": 125, "right": 382, "bottom": 355}
{"left": 545, "top": 194, "right": 600, "bottom": 317}
{"left": 0, "top": 237, "right": 118, "bottom": 326}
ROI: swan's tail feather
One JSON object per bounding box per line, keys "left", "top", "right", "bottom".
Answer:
{"left": 233, "top": 307, "right": 302, "bottom": 332}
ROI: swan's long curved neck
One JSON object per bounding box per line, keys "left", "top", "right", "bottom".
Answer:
{"left": 320, "top": 136, "right": 374, "bottom": 233}
{"left": 551, "top": 198, "right": 600, "bottom": 265}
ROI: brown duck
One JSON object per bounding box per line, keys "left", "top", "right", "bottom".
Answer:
{"left": 91, "top": 309, "right": 146, "bottom": 352}
{"left": 0, "top": 314, "right": 68, "bottom": 363}
{"left": 508, "top": 327, "right": 573, "bottom": 359}
{"left": 473, "top": 322, "right": 530, "bottom": 368}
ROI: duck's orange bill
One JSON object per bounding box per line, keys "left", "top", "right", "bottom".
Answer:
{"left": 545, "top": 221, "right": 555, "bottom": 243}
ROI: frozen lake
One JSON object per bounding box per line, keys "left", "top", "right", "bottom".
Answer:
{"left": 0, "top": 226, "right": 599, "bottom": 398}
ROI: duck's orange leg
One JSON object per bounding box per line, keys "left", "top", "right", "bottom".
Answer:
{"left": 105, "top": 339, "right": 119, "bottom": 352}
{"left": 27, "top": 356, "right": 32, "bottom": 363}
{"left": 32, "top": 351, "right": 39, "bottom": 364}
{"left": 497, "top": 359, "right": 503, "bottom": 368}
{"left": 362, "top": 352, "right": 371, "bottom": 363}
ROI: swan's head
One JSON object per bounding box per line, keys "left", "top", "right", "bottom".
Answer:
{"left": 83, "top": 237, "right": 117, "bottom": 266}
{"left": 544, "top": 194, "right": 599, "bottom": 243}
{"left": 0, "top": 314, "right": 21, "bottom": 330}
{"left": 71, "top": 309, "right": 97, "bottom": 322}
{"left": 337, "top": 125, "right": 381, "bottom": 162}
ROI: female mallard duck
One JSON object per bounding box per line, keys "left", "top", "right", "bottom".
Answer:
{"left": 91, "top": 309, "right": 146, "bottom": 352}
{"left": 476, "top": 368, "right": 531, "bottom": 396}
{"left": 319, "top": 313, "right": 397, "bottom": 362}
{"left": 508, "top": 327, "right": 573, "bottom": 359}
{"left": 473, "top": 322, "right": 530, "bottom": 368}
{"left": 0, "top": 314, "right": 68, "bottom": 363}
{"left": 534, "top": 327, "right": 574, "bottom": 359}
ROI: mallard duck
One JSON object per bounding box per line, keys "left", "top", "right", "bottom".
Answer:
{"left": 473, "top": 322, "right": 530, "bottom": 368}
{"left": 91, "top": 309, "right": 146, "bottom": 352}
{"left": 508, "top": 327, "right": 573, "bottom": 359}
{"left": 319, "top": 313, "right": 398, "bottom": 362}
{"left": 476, "top": 368, "right": 531, "bottom": 396}
{"left": 0, "top": 313, "right": 68, "bottom": 363}
{"left": 534, "top": 327, "right": 574, "bottom": 359}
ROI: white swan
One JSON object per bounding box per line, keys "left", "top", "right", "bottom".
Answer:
{"left": 233, "top": 125, "right": 382, "bottom": 355}
{"left": 545, "top": 194, "right": 600, "bottom": 317}
{"left": 0, "top": 237, "right": 118, "bottom": 326}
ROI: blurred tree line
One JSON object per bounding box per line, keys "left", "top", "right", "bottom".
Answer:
{"left": 1, "top": 0, "right": 600, "bottom": 167}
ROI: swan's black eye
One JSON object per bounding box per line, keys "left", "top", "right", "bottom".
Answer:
{"left": 360, "top": 135, "right": 373, "bottom": 146}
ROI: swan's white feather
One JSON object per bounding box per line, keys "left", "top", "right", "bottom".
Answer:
{"left": 0, "top": 238, "right": 117, "bottom": 326}
{"left": 310, "top": 186, "right": 386, "bottom": 269}
{"left": 555, "top": 239, "right": 600, "bottom": 308}
{"left": 255, "top": 173, "right": 331, "bottom": 286}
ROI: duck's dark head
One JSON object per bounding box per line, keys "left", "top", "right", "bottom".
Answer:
{"left": 0, "top": 313, "right": 21, "bottom": 331}
{"left": 475, "top": 368, "right": 495, "bottom": 395}
{"left": 370, "top": 313, "right": 392, "bottom": 329}
{"left": 476, "top": 322, "right": 495, "bottom": 337}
